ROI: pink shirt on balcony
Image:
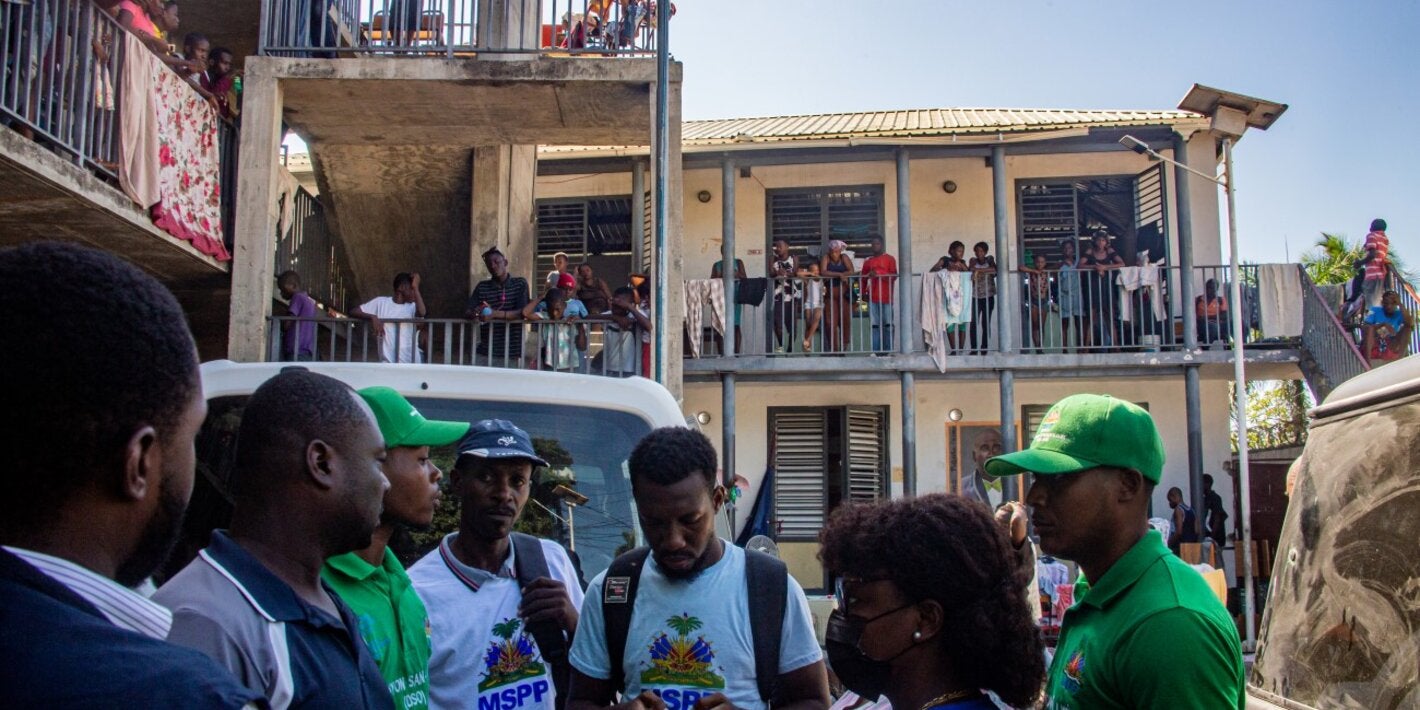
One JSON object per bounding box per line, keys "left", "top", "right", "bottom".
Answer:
{"left": 861, "top": 254, "right": 898, "bottom": 304}
{"left": 117, "top": 1, "right": 160, "bottom": 39}
{"left": 1363, "top": 230, "right": 1389, "bottom": 281}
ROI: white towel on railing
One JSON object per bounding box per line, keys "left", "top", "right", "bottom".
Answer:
{"left": 682, "top": 279, "right": 725, "bottom": 358}
{"left": 920, "top": 271, "right": 973, "bottom": 372}
{"left": 1116, "top": 265, "right": 1166, "bottom": 322}
{"left": 1258, "top": 264, "right": 1303, "bottom": 338}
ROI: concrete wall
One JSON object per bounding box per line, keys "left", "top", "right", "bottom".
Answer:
{"left": 685, "top": 376, "right": 1235, "bottom": 590}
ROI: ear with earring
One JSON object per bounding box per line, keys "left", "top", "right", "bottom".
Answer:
{"left": 913, "top": 630, "right": 922, "bottom": 641}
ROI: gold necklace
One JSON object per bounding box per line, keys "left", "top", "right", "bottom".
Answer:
{"left": 918, "top": 689, "right": 978, "bottom": 710}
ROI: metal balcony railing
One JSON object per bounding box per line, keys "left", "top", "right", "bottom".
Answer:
{"left": 2, "top": 0, "right": 124, "bottom": 176}
{"left": 260, "top": 0, "right": 663, "bottom": 57}
{"left": 1300, "top": 267, "right": 1369, "bottom": 399}
{"left": 267, "top": 315, "right": 649, "bottom": 377}
{"left": 1384, "top": 264, "right": 1420, "bottom": 358}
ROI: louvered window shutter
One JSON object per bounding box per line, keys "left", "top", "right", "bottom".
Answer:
{"left": 771, "top": 409, "right": 828, "bottom": 540}
{"left": 844, "top": 406, "right": 886, "bottom": 504}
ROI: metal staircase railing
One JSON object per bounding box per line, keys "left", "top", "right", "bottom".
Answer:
{"left": 1385, "top": 265, "right": 1420, "bottom": 357}
{"left": 1299, "top": 266, "right": 1370, "bottom": 400}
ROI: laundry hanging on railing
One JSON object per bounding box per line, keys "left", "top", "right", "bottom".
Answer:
{"left": 1258, "top": 264, "right": 1303, "bottom": 338}
{"left": 117, "top": 33, "right": 228, "bottom": 260}
{"left": 920, "top": 271, "right": 973, "bottom": 372}
{"left": 683, "top": 279, "right": 726, "bottom": 358}
{"left": 1116, "top": 264, "right": 1166, "bottom": 322}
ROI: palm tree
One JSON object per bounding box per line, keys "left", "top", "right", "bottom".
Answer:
{"left": 1301, "top": 233, "right": 1364, "bottom": 286}
{"left": 665, "top": 614, "right": 704, "bottom": 637}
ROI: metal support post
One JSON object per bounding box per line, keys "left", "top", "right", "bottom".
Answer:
{"left": 1174, "top": 133, "right": 1206, "bottom": 522}
{"left": 1223, "top": 137, "right": 1257, "bottom": 651}
{"left": 895, "top": 149, "right": 914, "bottom": 354}
{"left": 999, "top": 369, "right": 1018, "bottom": 500}
{"left": 991, "top": 145, "right": 1014, "bottom": 353}
{"left": 901, "top": 371, "right": 916, "bottom": 496}
{"left": 651, "top": 3, "right": 670, "bottom": 383}
{"left": 722, "top": 372, "right": 736, "bottom": 532}
{"left": 722, "top": 158, "right": 736, "bottom": 351}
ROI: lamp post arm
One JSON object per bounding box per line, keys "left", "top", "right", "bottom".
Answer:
{"left": 1144, "top": 148, "right": 1227, "bottom": 186}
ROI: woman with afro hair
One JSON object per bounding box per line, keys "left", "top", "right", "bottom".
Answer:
{"left": 819, "top": 494, "right": 1044, "bottom": 709}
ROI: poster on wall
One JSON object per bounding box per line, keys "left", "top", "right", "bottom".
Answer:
{"left": 947, "top": 422, "right": 1023, "bottom": 509}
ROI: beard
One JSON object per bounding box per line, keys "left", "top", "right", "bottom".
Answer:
{"left": 114, "top": 474, "right": 187, "bottom": 588}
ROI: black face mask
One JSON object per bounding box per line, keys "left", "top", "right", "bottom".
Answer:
{"left": 825, "top": 606, "right": 915, "bottom": 700}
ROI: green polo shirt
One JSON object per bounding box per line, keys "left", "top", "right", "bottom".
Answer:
{"left": 323, "top": 549, "right": 432, "bottom": 710}
{"left": 1044, "top": 531, "right": 1243, "bottom": 709}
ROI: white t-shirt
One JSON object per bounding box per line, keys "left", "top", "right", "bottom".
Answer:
{"left": 360, "top": 296, "right": 422, "bottom": 363}
{"left": 569, "top": 542, "right": 822, "bottom": 710}
{"left": 408, "top": 534, "right": 585, "bottom": 710}
{"left": 600, "top": 310, "right": 644, "bottom": 374}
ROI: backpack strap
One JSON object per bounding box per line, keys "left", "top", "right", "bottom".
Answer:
{"left": 602, "top": 546, "right": 651, "bottom": 695}
{"left": 511, "top": 533, "right": 570, "bottom": 710}
{"left": 744, "top": 548, "right": 788, "bottom": 705}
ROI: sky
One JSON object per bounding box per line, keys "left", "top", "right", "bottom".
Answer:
{"left": 664, "top": 0, "right": 1420, "bottom": 266}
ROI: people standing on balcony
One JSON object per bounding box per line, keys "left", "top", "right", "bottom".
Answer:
{"left": 468, "top": 248, "right": 531, "bottom": 368}
{"left": 769, "top": 239, "right": 801, "bottom": 353}
{"left": 278, "top": 270, "right": 319, "bottom": 362}
{"left": 174, "top": 32, "right": 220, "bottom": 111}
{"left": 600, "top": 286, "right": 652, "bottom": 377}
{"left": 115, "top": 0, "right": 169, "bottom": 56}
{"left": 930, "top": 241, "right": 971, "bottom": 353}
{"left": 1021, "top": 252, "right": 1053, "bottom": 354}
{"left": 821, "top": 241, "right": 856, "bottom": 353}
{"left": 201, "top": 47, "right": 239, "bottom": 120}
{"left": 967, "top": 242, "right": 997, "bottom": 355}
{"left": 711, "top": 256, "right": 747, "bottom": 355}
{"left": 1081, "top": 230, "right": 1124, "bottom": 351}
{"left": 1362, "top": 290, "right": 1413, "bottom": 364}
{"left": 353, "top": 272, "right": 427, "bottom": 364}
{"left": 1056, "top": 239, "right": 1084, "bottom": 352}
{"left": 862, "top": 235, "right": 898, "bottom": 354}
{"left": 524, "top": 285, "right": 589, "bottom": 372}
{"left": 1361, "top": 218, "right": 1390, "bottom": 309}
{"left": 387, "top": 0, "right": 423, "bottom": 48}
{"left": 1195, "top": 278, "right": 1228, "bottom": 348}
{"left": 547, "top": 252, "right": 572, "bottom": 289}
{"left": 799, "top": 257, "right": 825, "bottom": 353}
{"left": 575, "top": 263, "right": 613, "bottom": 316}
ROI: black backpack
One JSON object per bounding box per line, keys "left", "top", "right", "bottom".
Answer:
{"left": 510, "top": 533, "right": 573, "bottom": 710}
{"left": 601, "top": 546, "right": 789, "bottom": 704}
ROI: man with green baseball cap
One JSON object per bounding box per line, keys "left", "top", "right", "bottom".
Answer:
{"left": 985, "top": 393, "right": 1243, "bottom": 709}
{"left": 322, "top": 387, "right": 470, "bottom": 710}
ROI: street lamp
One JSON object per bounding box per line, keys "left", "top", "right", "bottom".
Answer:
{"left": 1118, "top": 83, "right": 1285, "bottom": 653}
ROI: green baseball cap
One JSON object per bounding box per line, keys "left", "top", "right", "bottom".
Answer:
{"left": 983, "top": 394, "right": 1165, "bottom": 483}
{"left": 357, "top": 387, "right": 469, "bottom": 448}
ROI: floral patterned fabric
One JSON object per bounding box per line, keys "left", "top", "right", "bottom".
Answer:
{"left": 118, "top": 35, "right": 228, "bottom": 261}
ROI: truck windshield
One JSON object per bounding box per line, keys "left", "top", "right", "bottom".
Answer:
{"left": 168, "top": 395, "right": 650, "bottom": 585}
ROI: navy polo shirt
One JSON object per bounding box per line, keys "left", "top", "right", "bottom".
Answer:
{"left": 155, "top": 531, "right": 395, "bottom": 709}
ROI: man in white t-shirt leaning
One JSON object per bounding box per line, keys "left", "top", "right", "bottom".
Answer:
{"left": 408, "top": 420, "right": 583, "bottom": 710}
{"left": 567, "top": 428, "right": 829, "bottom": 710}
{"left": 353, "top": 272, "right": 427, "bottom": 363}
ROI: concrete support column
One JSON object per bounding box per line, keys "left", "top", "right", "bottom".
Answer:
{"left": 721, "top": 158, "right": 736, "bottom": 348}
{"left": 900, "top": 371, "right": 916, "bottom": 497}
{"left": 471, "top": 145, "right": 537, "bottom": 289}
{"left": 227, "top": 62, "right": 284, "bottom": 362}
{"left": 649, "top": 74, "right": 683, "bottom": 400}
{"left": 999, "top": 368, "right": 1018, "bottom": 500}
{"left": 895, "top": 149, "right": 914, "bottom": 354}
{"left": 632, "top": 160, "right": 646, "bottom": 271}
{"left": 1173, "top": 131, "right": 1205, "bottom": 517}
{"left": 477, "top": 0, "right": 539, "bottom": 52}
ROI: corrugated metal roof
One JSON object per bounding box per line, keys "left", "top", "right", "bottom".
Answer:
{"left": 683, "top": 108, "right": 1196, "bottom": 142}
{"left": 539, "top": 107, "right": 1202, "bottom": 156}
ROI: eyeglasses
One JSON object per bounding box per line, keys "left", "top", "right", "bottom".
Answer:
{"left": 833, "top": 575, "right": 889, "bottom": 611}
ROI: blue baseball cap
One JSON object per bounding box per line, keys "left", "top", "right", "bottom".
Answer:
{"left": 456, "top": 419, "right": 549, "bottom": 468}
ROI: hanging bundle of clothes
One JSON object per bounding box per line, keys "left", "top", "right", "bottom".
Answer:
{"left": 682, "top": 279, "right": 725, "bottom": 358}
{"left": 919, "top": 270, "right": 973, "bottom": 372}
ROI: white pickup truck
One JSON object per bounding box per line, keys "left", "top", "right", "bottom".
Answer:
{"left": 1247, "top": 355, "right": 1420, "bottom": 709}
{"left": 168, "top": 361, "right": 688, "bottom": 582}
